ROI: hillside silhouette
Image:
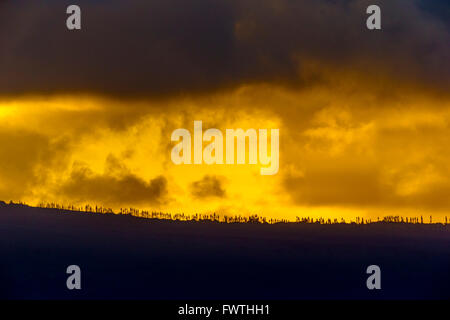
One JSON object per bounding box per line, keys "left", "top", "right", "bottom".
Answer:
{"left": 0, "top": 201, "right": 449, "bottom": 299}
{"left": 12, "top": 200, "right": 449, "bottom": 225}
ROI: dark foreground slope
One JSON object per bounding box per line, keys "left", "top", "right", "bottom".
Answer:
{"left": 0, "top": 203, "right": 449, "bottom": 300}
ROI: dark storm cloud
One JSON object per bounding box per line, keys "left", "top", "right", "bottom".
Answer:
{"left": 191, "top": 175, "right": 226, "bottom": 199}
{"left": 0, "top": 0, "right": 448, "bottom": 97}
{"left": 60, "top": 159, "right": 168, "bottom": 206}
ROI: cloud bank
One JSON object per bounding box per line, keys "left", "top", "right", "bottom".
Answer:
{"left": 0, "top": 0, "right": 448, "bottom": 97}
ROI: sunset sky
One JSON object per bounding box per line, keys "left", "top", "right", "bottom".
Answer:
{"left": 0, "top": 0, "right": 449, "bottom": 222}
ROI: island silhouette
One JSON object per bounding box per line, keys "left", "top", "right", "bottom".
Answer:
{"left": 0, "top": 200, "right": 449, "bottom": 299}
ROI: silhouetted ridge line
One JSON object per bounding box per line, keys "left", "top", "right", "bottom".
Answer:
{"left": 0, "top": 200, "right": 448, "bottom": 226}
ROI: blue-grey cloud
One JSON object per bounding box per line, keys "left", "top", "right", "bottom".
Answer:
{"left": 0, "top": 0, "right": 448, "bottom": 97}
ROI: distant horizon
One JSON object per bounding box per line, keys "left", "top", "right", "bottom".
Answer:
{"left": 2, "top": 200, "right": 448, "bottom": 225}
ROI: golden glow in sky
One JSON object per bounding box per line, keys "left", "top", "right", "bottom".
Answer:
{"left": 1, "top": 73, "right": 449, "bottom": 222}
